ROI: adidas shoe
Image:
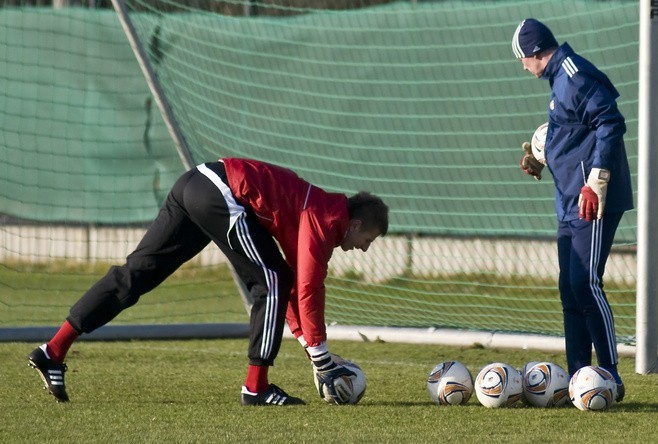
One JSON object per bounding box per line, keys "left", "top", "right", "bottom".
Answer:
{"left": 241, "top": 384, "right": 305, "bottom": 406}
{"left": 28, "top": 344, "right": 69, "bottom": 403}
{"left": 616, "top": 383, "right": 625, "bottom": 403}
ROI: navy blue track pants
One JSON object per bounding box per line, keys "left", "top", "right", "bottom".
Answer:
{"left": 557, "top": 212, "right": 624, "bottom": 375}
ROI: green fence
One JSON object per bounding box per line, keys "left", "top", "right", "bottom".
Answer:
{"left": 0, "top": 2, "right": 640, "bottom": 339}
{"left": 0, "top": 2, "right": 639, "bottom": 240}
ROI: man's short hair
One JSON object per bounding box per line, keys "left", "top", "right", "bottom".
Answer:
{"left": 347, "top": 191, "right": 389, "bottom": 236}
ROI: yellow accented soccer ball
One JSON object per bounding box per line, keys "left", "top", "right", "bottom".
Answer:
{"left": 531, "top": 122, "right": 549, "bottom": 164}
{"left": 475, "top": 362, "right": 523, "bottom": 408}
{"left": 427, "top": 360, "right": 473, "bottom": 406}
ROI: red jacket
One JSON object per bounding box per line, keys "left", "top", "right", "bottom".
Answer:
{"left": 222, "top": 158, "right": 349, "bottom": 346}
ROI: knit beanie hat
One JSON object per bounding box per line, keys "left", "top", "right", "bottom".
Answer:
{"left": 512, "top": 18, "right": 558, "bottom": 58}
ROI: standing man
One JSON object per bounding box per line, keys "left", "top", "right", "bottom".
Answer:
{"left": 513, "top": 18, "right": 633, "bottom": 401}
{"left": 28, "top": 158, "right": 389, "bottom": 405}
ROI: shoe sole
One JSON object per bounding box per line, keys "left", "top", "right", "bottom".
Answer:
{"left": 241, "top": 400, "right": 305, "bottom": 406}
{"left": 28, "top": 360, "right": 69, "bottom": 403}
{"left": 241, "top": 398, "right": 306, "bottom": 406}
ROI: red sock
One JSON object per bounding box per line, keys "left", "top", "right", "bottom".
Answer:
{"left": 244, "top": 364, "right": 269, "bottom": 393}
{"left": 46, "top": 320, "right": 80, "bottom": 363}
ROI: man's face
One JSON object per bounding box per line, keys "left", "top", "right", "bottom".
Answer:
{"left": 340, "top": 220, "right": 381, "bottom": 252}
{"left": 519, "top": 55, "right": 545, "bottom": 78}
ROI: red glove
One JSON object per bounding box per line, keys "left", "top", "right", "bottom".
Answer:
{"left": 578, "top": 185, "right": 598, "bottom": 221}
{"left": 578, "top": 168, "right": 610, "bottom": 221}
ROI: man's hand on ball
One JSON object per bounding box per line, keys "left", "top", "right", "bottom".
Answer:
{"left": 307, "top": 344, "right": 356, "bottom": 404}
{"left": 520, "top": 141, "right": 544, "bottom": 181}
{"left": 314, "top": 364, "right": 356, "bottom": 404}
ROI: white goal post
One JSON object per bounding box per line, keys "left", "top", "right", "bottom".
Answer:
{"left": 111, "top": 0, "right": 255, "bottom": 314}
{"left": 635, "top": 0, "right": 658, "bottom": 374}
{"left": 96, "top": 1, "right": 656, "bottom": 372}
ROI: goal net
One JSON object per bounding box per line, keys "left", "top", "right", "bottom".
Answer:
{"left": 0, "top": 1, "right": 640, "bottom": 350}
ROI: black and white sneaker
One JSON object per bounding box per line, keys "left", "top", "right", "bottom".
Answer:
{"left": 616, "top": 383, "right": 625, "bottom": 403}
{"left": 28, "top": 344, "right": 69, "bottom": 403}
{"left": 241, "top": 384, "right": 305, "bottom": 406}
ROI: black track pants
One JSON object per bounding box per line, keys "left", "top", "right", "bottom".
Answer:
{"left": 68, "top": 162, "right": 293, "bottom": 366}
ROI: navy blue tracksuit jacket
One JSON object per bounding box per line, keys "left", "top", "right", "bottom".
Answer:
{"left": 542, "top": 42, "right": 633, "bottom": 219}
{"left": 540, "top": 42, "right": 633, "bottom": 377}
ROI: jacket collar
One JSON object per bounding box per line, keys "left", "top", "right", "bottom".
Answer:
{"left": 541, "top": 42, "right": 574, "bottom": 81}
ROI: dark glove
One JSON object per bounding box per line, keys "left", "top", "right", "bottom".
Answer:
{"left": 308, "top": 347, "right": 356, "bottom": 404}
{"left": 314, "top": 363, "right": 356, "bottom": 404}
{"left": 520, "top": 141, "right": 544, "bottom": 181}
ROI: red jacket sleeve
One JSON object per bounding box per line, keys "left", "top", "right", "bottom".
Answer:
{"left": 285, "top": 287, "right": 302, "bottom": 339}
{"left": 285, "top": 208, "right": 338, "bottom": 346}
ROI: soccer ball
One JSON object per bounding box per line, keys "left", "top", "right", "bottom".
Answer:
{"left": 522, "top": 361, "right": 570, "bottom": 407}
{"left": 475, "top": 362, "right": 523, "bottom": 408}
{"left": 313, "top": 355, "right": 366, "bottom": 405}
{"left": 531, "top": 122, "right": 549, "bottom": 163}
{"left": 427, "top": 360, "right": 473, "bottom": 406}
{"left": 569, "top": 366, "right": 617, "bottom": 411}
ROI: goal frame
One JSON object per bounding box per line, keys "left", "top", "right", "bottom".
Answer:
{"left": 111, "top": 0, "right": 255, "bottom": 315}
{"left": 635, "top": 0, "right": 658, "bottom": 374}
{"left": 3, "top": 2, "right": 648, "bottom": 367}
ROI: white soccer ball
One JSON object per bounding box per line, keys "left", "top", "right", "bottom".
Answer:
{"left": 531, "top": 122, "right": 549, "bottom": 164}
{"left": 569, "top": 366, "right": 617, "bottom": 411}
{"left": 313, "top": 355, "right": 366, "bottom": 405}
{"left": 475, "top": 362, "right": 523, "bottom": 408}
{"left": 522, "top": 361, "right": 570, "bottom": 407}
{"left": 427, "top": 360, "right": 473, "bottom": 406}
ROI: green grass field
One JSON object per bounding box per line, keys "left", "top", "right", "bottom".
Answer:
{"left": 0, "top": 261, "right": 636, "bottom": 339}
{"left": 0, "top": 262, "right": 250, "bottom": 326}
{"left": 2, "top": 339, "right": 657, "bottom": 443}
{"left": 1, "top": 262, "right": 653, "bottom": 442}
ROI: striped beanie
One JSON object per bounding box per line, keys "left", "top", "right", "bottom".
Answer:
{"left": 512, "top": 18, "right": 558, "bottom": 58}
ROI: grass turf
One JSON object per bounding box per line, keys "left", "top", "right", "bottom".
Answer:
{"left": 2, "top": 339, "right": 657, "bottom": 443}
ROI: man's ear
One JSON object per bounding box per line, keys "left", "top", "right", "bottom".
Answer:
{"left": 349, "top": 219, "right": 362, "bottom": 232}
